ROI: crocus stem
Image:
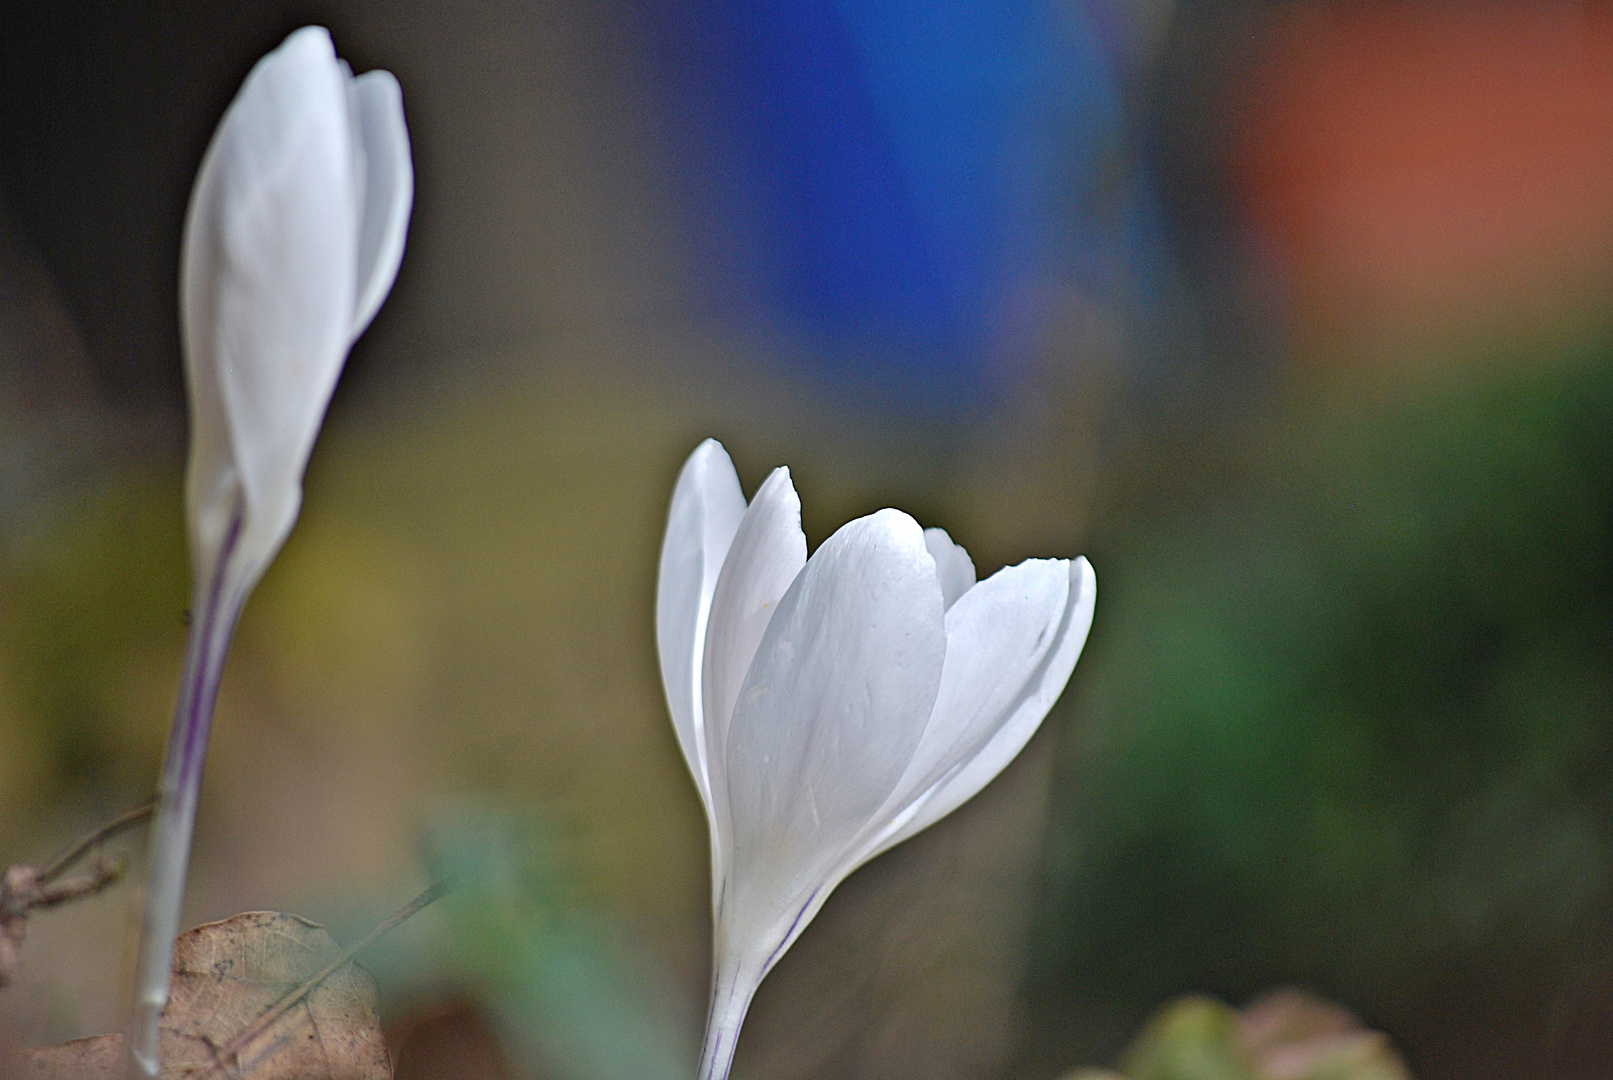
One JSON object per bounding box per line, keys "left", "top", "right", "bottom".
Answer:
{"left": 696, "top": 957, "right": 760, "bottom": 1080}
{"left": 127, "top": 516, "right": 244, "bottom": 1078}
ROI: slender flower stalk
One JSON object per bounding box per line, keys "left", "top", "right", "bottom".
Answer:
{"left": 656, "top": 440, "right": 1097, "bottom": 1080}
{"left": 127, "top": 27, "right": 412, "bottom": 1077}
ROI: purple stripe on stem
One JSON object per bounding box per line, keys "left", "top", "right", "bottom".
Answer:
{"left": 127, "top": 509, "right": 245, "bottom": 1079}
{"left": 696, "top": 888, "right": 820, "bottom": 1080}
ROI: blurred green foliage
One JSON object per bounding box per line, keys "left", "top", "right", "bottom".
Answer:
{"left": 411, "top": 806, "right": 694, "bottom": 1080}
{"left": 1121, "top": 998, "right": 1250, "bottom": 1080}
{"left": 1035, "top": 344, "right": 1613, "bottom": 1062}
{"left": 1061, "top": 991, "right": 1411, "bottom": 1080}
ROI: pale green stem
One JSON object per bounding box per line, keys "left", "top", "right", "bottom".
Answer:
{"left": 127, "top": 513, "right": 244, "bottom": 1078}
{"left": 696, "top": 954, "right": 761, "bottom": 1080}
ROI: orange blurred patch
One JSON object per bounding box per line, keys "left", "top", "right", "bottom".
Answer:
{"left": 1237, "top": 4, "right": 1613, "bottom": 349}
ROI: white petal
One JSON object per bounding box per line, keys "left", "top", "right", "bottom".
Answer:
{"left": 923, "top": 527, "right": 976, "bottom": 610}
{"left": 345, "top": 69, "right": 413, "bottom": 339}
{"left": 701, "top": 467, "right": 807, "bottom": 760}
{"left": 866, "top": 556, "right": 1070, "bottom": 843}
{"left": 656, "top": 439, "right": 746, "bottom": 812}
{"left": 872, "top": 556, "right": 1095, "bottom": 855}
{"left": 720, "top": 509, "right": 946, "bottom": 971}
{"left": 182, "top": 25, "right": 357, "bottom": 589}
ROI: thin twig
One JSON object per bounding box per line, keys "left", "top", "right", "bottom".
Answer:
{"left": 34, "top": 860, "right": 128, "bottom": 909}
{"left": 195, "top": 878, "right": 455, "bottom": 1080}
{"left": 38, "top": 799, "right": 155, "bottom": 884}
{"left": 2, "top": 802, "right": 152, "bottom": 990}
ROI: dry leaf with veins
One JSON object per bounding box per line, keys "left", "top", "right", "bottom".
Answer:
{"left": 22, "top": 912, "right": 389, "bottom": 1080}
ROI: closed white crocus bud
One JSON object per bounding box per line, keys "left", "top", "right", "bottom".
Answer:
{"left": 656, "top": 440, "right": 1096, "bottom": 1080}
{"left": 128, "top": 25, "right": 412, "bottom": 1078}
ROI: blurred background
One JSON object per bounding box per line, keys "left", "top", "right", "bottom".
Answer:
{"left": 1, "top": 2, "right": 1612, "bottom": 1079}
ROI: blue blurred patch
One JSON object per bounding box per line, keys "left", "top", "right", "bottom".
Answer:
{"left": 648, "top": 0, "right": 1152, "bottom": 410}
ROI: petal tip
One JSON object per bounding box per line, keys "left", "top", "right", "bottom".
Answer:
{"left": 753, "top": 465, "right": 800, "bottom": 507}
{"left": 354, "top": 67, "right": 402, "bottom": 96}
{"left": 866, "top": 506, "right": 923, "bottom": 538}
{"left": 677, "top": 439, "right": 739, "bottom": 489}
{"left": 1073, "top": 555, "right": 1096, "bottom": 595}
{"left": 281, "top": 24, "right": 337, "bottom": 62}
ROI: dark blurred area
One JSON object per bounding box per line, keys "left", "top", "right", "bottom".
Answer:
{"left": 2, "top": 3, "right": 1613, "bottom": 1080}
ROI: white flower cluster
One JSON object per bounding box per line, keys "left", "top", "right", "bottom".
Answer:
{"left": 127, "top": 24, "right": 1096, "bottom": 1080}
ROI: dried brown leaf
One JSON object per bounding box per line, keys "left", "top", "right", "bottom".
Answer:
{"left": 20, "top": 1035, "right": 122, "bottom": 1080}
{"left": 16, "top": 912, "right": 389, "bottom": 1080}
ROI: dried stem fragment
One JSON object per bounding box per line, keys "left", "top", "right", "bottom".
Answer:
{"left": 0, "top": 800, "right": 154, "bottom": 989}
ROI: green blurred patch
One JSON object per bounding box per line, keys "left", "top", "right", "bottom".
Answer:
{"left": 361, "top": 805, "right": 694, "bottom": 1080}
{"left": 1122, "top": 998, "right": 1253, "bottom": 1080}
{"left": 1034, "top": 344, "right": 1613, "bottom": 1063}
{"left": 0, "top": 469, "right": 188, "bottom": 837}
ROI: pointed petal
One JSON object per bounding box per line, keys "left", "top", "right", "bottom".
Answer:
{"left": 721, "top": 509, "right": 946, "bottom": 967}
{"left": 924, "top": 527, "right": 977, "bottom": 610}
{"left": 871, "top": 556, "right": 1096, "bottom": 855}
{"left": 656, "top": 440, "right": 747, "bottom": 811}
{"left": 183, "top": 25, "right": 357, "bottom": 587}
{"left": 872, "top": 556, "right": 1070, "bottom": 829}
{"left": 701, "top": 467, "right": 807, "bottom": 760}
{"left": 345, "top": 69, "right": 413, "bottom": 339}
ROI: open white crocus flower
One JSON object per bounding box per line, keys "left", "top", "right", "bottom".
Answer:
{"left": 129, "top": 25, "right": 412, "bottom": 1077}
{"left": 657, "top": 440, "right": 1096, "bottom": 1080}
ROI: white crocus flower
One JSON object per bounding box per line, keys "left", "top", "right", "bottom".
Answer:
{"left": 656, "top": 440, "right": 1096, "bottom": 1080}
{"left": 128, "top": 26, "right": 412, "bottom": 1077}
